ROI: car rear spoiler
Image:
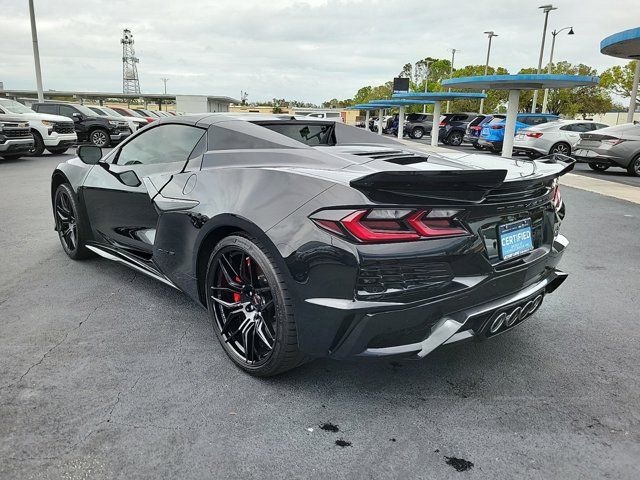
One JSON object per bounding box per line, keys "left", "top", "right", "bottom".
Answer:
{"left": 535, "top": 153, "right": 576, "bottom": 176}
{"left": 349, "top": 169, "right": 508, "bottom": 203}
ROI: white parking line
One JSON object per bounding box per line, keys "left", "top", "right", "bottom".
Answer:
{"left": 561, "top": 173, "right": 640, "bottom": 205}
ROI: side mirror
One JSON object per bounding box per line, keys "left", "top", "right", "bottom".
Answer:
{"left": 77, "top": 145, "right": 102, "bottom": 164}
{"left": 72, "top": 112, "right": 83, "bottom": 122}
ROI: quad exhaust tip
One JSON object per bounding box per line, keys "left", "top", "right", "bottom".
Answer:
{"left": 488, "top": 294, "right": 544, "bottom": 335}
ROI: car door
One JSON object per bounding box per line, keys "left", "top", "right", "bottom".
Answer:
{"left": 80, "top": 123, "right": 206, "bottom": 259}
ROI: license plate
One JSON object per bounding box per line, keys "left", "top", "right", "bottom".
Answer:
{"left": 498, "top": 219, "right": 534, "bottom": 260}
{"left": 574, "top": 149, "right": 597, "bottom": 157}
{"left": 516, "top": 133, "right": 525, "bottom": 139}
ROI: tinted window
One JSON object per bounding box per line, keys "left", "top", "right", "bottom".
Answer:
{"left": 260, "top": 122, "right": 335, "bottom": 146}
{"left": 59, "top": 105, "right": 78, "bottom": 118}
{"left": 116, "top": 124, "right": 205, "bottom": 166}
{"left": 570, "top": 123, "right": 595, "bottom": 132}
{"left": 468, "top": 116, "right": 485, "bottom": 126}
{"left": 36, "top": 104, "right": 58, "bottom": 115}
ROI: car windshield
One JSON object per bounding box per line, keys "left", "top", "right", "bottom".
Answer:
{"left": 258, "top": 122, "right": 336, "bottom": 146}
{"left": 0, "top": 98, "right": 33, "bottom": 114}
{"left": 75, "top": 104, "right": 100, "bottom": 117}
{"left": 101, "top": 107, "right": 124, "bottom": 117}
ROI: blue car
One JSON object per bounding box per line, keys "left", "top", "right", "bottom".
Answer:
{"left": 478, "top": 113, "right": 559, "bottom": 153}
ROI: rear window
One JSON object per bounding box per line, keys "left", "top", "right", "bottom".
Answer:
{"left": 468, "top": 116, "right": 485, "bottom": 126}
{"left": 488, "top": 117, "right": 505, "bottom": 125}
{"left": 257, "top": 122, "right": 336, "bottom": 146}
{"left": 35, "top": 104, "right": 58, "bottom": 115}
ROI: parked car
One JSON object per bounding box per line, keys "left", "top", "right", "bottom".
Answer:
{"left": 0, "top": 117, "right": 34, "bottom": 159}
{"left": 51, "top": 114, "right": 571, "bottom": 376}
{"left": 110, "top": 107, "right": 156, "bottom": 124}
{"left": 478, "top": 113, "right": 559, "bottom": 153}
{"left": 402, "top": 113, "right": 433, "bottom": 139}
{"left": 464, "top": 115, "right": 504, "bottom": 150}
{"left": 370, "top": 115, "right": 393, "bottom": 133}
{"left": 0, "top": 98, "right": 76, "bottom": 155}
{"left": 573, "top": 123, "right": 640, "bottom": 176}
{"left": 32, "top": 103, "right": 131, "bottom": 148}
{"left": 133, "top": 108, "right": 160, "bottom": 118}
{"left": 439, "top": 113, "right": 477, "bottom": 146}
{"left": 514, "top": 120, "right": 609, "bottom": 158}
{"left": 88, "top": 106, "right": 147, "bottom": 132}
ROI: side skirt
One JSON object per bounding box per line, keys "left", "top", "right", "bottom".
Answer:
{"left": 85, "top": 244, "right": 178, "bottom": 290}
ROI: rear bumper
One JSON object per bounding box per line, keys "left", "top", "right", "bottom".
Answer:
{"left": 296, "top": 233, "right": 569, "bottom": 359}
{"left": 573, "top": 152, "right": 628, "bottom": 168}
{"left": 478, "top": 138, "right": 501, "bottom": 148}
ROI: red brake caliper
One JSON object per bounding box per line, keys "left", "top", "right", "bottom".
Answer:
{"left": 233, "top": 276, "right": 241, "bottom": 303}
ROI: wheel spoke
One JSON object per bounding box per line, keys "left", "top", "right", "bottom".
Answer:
{"left": 220, "top": 308, "right": 245, "bottom": 335}
{"left": 219, "top": 255, "right": 242, "bottom": 288}
{"left": 210, "top": 295, "right": 243, "bottom": 309}
{"left": 255, "top": 319, "right": 273, "bottom": 349}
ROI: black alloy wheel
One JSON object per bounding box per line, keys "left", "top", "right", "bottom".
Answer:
{"left": 206, "top": 235, "right": 305, "bottom": 376}
{"left": 447, "top": 131, "right": 464, "bottom": 146}
{"left": 627, "top": 155, "right": 640, "bottom": 177}
{"left": 29, "top": 131, "right": 45, "bottom": 156}
{"left": 90, "top": 129, "right": 110, "bottom": 148}
{"left": 54, "top": 184, "right": 91, "bottom": 259}
{"left": 588, "top": 163, "right": 610, "bottom": 172}
{"left": 550, "top": 142, "right": 570, "bottom": 155}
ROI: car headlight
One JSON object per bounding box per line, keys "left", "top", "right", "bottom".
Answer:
{"left": 108, "top": 120, "right": 120, "bottom": 126}
{"left": 41, "top": 120, "right": 54, "bottom": 126}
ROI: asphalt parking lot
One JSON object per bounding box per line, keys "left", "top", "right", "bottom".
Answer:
{"left": 1, "top": 151, "right": 639, "bottom": 479}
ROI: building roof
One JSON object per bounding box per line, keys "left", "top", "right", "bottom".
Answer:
{"left": 441, "top": 74, "right": 600, "bottom": 90}
{"left": 600, "top": 27, "right": 640, "bottom": 59}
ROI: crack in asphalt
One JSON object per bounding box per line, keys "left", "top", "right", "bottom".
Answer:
{"left": 1, "top": 272, "right": 137, "bottom": 390}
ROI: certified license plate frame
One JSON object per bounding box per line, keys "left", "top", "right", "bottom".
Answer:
{"left": 498, "top": 218, "right": 534, "bottom": 260}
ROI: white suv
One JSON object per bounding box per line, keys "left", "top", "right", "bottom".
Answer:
{"left": 0, "top": 98, "right": 77, "bottom": 155}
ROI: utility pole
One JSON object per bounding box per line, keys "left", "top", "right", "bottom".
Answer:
{"left": 541, "top": 27, "right": 574, "bottom": 113}
{"left": 422, "top": 60, "right": 432, "bottom": 113}
{"left": 479, "top": 31, "right": 498, "bottom": 114}
{"left": 446, "top": 49, "right": 457, "bottom": 114}
{"left": 532, "top": 4, "right": 557, "bottom": 112}
{"left": 28, "top": 0, "right": 44, "bottom": 102}
{"left": 161, "top": 77, "right": 169, "bottom": 94}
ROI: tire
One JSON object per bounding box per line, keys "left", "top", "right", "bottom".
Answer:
{"left": 549, "top": 142, "right": 571, "bottom": 156}
{"left": 47, "top": 146, "right": 70, "bottom": 155}
{"left": 53, "top": 183, "right": 92, "bottom": 260}
{"left": 472, "top": 143, "right": 483, "bottom": 150}
{"left": 29, "top": 131, "right": 45, "bottom": 156}
{"left": 205, "top": 234, "right": 306, "bottom": 376}
{"left": 89, "top": 128, "right": 110, "bottom": 148}
{"left": 490, "top": 145, "right": 502, "bottom": 154}
{"left": 411, "top": 127, "right": 425, "bottom": 139}
{"left": 1, "top": 154, "right": 26, "bottom": 160}
{"left": 446, "top": 130, "right": 464, "bottom": 146}
{"left": 588, "top": 163, "right": 610, "bottom": 172}
{"left": 626, "top": 155, "right": 640, "bottom": 176}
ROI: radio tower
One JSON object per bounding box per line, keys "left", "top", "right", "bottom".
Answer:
{"left": 121, "top": 29, "right": 141, "bottom": 94}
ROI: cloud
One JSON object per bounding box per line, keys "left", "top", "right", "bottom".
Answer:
{"left": 0, "top": 0, "right": 636, "bottom": 103}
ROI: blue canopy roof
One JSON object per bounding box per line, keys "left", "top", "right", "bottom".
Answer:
{"left": 367, "top": 98, "right": 435, "bottom": 106}
{"left": 392, "top": 91, "right": 486, "bottom": 101}
{"left": 600, "top": 27, "right": 640, "bottom": 59}
{"left": 346, "top": 104, "right": 382, "bottom": 110}
{"left": 442, "top": 74, "right": 600, "bottom": 90}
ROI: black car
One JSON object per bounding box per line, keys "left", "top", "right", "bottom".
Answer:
{"left": 32, "top": 103, "right": 130, "bottom": 148}
{"left": 51, "top": 114, "right": 571, "bottom": 376}
{"left": 439, "top": 112, "right": 477, "bottom": 146}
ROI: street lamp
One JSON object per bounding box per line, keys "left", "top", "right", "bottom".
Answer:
{"left": 446, "top": 48, "right": 457, "bottom": 114}
{"left": 531, "top": 4, "right": 557, "bottom": 112}
{"left": 28, "top": 0, "right": 44, "bottom": 102}
{"left": 541, "top": 26, "right": 574, "bottom": 113}
{"left": 479, "top": 31, "right": 498, "bottom": 114}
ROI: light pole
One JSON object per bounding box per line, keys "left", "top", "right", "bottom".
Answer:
{"left": 541, "top": 26, "right": 574, "bottom": 113}
{"left": 28, "top": 0, "right": 44, "bottom": 102}
{"left": 421, "top": 59, "right": 432, "bottom": 113}
{"left": 531, "top": 4, "right": 557, "bottom": 113}
{"left": 479, "top": 31, "right": 498, "bottom": 114}
{"left": 446, "top": 48, "right": 457, "bottom": 114}
{"left": 161, "top": 77, "right": 169, "bottom": 94}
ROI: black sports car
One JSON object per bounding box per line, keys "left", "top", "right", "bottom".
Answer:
{"left": 51, "top": 114, "right": 572, "bottom": 376}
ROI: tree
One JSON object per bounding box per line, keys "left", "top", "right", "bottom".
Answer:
{"left": 600, "top": 60, "right": 639, "bottom": 104}
{"left": 448, "top": 64, "right": 509, "bottom": 112}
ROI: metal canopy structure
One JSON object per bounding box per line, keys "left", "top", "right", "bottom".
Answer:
{"left": 442, "top": 74, "right": 599, "bottom": 158}
{"left": 392, "top": 91, "right": 486, "bottom": 146}
{"left": 600, "top": 27, "right": 640, "bottom": 123}
{"left": 351, "top": 99, "right": 436, "bottom": 138}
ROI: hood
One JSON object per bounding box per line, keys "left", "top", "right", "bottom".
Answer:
{"left": 3, "top": 111, "right": 72, "bottom": 123}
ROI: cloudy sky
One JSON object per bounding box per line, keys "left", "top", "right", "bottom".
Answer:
{"left": 0, "top": 0, "right": 637, "bottom": 104}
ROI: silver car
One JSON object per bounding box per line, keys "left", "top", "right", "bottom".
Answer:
{"left": 514, "top": 120, "right": 608, "bottom": 158}
{"left": 573, "top": 123, "right": 640, "bottom": 176}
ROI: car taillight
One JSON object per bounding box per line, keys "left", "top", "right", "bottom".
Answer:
{"left": 471, "top": 126, "right": 482, "bottom": 131}
{"left": 526, "top": 132, "right": 543, "bottom": 138}
{"left": 311, "top": 208, "right": 468, "bottom": 243}
{"left": 602, "top": 138, "right": 625, "bottom": 146}
{"left": 491, "top": 125, "right": 504, "bottom": 130}
{"left": 552, "top": 180, "right": 562, "bottom": 210}
{"left": 439, "top": 121, "right": 446, "bottom": 126}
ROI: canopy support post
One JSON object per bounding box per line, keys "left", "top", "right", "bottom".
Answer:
{"left": 364, "top": 110, "right": 370, "bottom": 131}
{"left": 397, "top": 105, "right": 405, "bottom": 139}
{"left": 377, "top": 109, "right": 383, "bottom": 135}
{"left": 627, "top": 61, "right": 640, "bottom": 123}
{"left": 431, "top": 101, "right": 441, "bottom": 147}
{"left": 502, "top": 89, "right": 521, "bottom": 159}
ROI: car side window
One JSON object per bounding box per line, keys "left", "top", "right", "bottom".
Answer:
{"left": 116, "top": 124, "right": 205, "bottom": 166}
{"left": 37, "top": 104, "right": 58, "bottom": 115}
{"left": 573, "top": 123, "right": 594, "bottom": 132}
{"left": 60, "top": 105, "right": 77, "bottom": 118}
